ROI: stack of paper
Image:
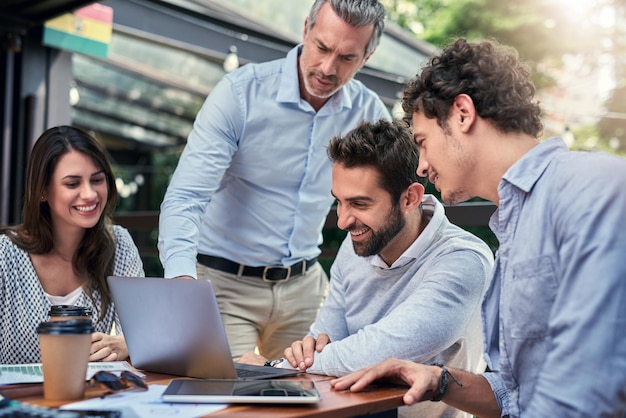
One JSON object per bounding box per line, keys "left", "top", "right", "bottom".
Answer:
{"left": 0, "top": 361, "right": 143, "bottom": 385}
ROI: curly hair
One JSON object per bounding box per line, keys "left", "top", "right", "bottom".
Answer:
{"left": 0, "top": 126, "right": 118, "bottom": 322}
{"left": 402, "top": 38, "right": 543, "bottom": 138}
{"left": 327, "top": 119, "right": 426, "bottom": 203}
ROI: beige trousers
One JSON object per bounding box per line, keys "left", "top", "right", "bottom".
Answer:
{"left": 196, "top": 262, "right": 328, "bottom": 361}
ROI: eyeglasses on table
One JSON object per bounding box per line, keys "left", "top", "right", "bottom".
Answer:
{"left": 89, "top": 370, "right": 148, "bottom": 397}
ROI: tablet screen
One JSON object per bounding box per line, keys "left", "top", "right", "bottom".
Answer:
{"left": 162, "top": 379, "right": 321, "bottom": 404}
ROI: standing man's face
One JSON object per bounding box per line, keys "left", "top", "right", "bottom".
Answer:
{"left": 298, "top": 2, "right": 375, "bottom": 109}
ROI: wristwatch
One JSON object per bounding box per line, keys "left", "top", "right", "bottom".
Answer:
{"left": 264, "top": 358, "right": 285, "bottom": 368}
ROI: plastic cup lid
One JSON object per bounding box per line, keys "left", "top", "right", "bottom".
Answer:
{"left": 36, "top": 319, "right": 94, "bottom": 334}
{"left": 48, "top": 305, "right": 92, "bottom": 317}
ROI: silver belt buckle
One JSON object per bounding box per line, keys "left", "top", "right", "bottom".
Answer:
{"left": 262, "top": 265, "right": 291, "bottom": 282}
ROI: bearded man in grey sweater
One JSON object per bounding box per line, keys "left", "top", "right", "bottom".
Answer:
{"left": 240, "top": 118, "right": 493, "bottom": 418}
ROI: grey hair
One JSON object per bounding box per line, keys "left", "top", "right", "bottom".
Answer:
{"left": 308, "top": 0, "right": 386, "bottom": 57}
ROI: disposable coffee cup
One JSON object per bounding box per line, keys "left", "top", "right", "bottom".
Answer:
{"left": 48, "top": 305, "right": 92, "bottom": 322}
{"left": 36, "top": 319, "right": 94, "bottom": 401}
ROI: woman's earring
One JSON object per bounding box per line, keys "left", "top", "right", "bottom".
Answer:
{"left": 41, "top": 195, "right": 45, "bottom": 201}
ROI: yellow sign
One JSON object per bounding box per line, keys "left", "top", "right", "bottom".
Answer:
{"left": 43, "top": 4, "right": 113, "bottom": 58}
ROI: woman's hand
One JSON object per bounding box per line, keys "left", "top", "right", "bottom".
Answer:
{"left": 89, "top": 333, "right": 129, "bottom": 362}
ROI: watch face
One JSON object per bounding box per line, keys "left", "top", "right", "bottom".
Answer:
{"left": 269, "top": 358, "right": 284, "bottom": 367}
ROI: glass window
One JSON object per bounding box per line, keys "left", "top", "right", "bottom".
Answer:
{"left": 71, "top": 32, "right": 224, "bottom": 149}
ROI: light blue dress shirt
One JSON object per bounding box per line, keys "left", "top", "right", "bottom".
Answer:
{"left": 158, "top": 45, "right": 390, "bottom": 278}
{"left": 481, "top": 137, "right": 626, "bottom": 417}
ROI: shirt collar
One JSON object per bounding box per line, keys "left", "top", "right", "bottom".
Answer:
{"left": 491, "top": 136, "right": 567, "bottom": 234}
{"left": 500, "top": 136, "right": 568, "bottom": 193}
{"left": 369, "top": 195, "right": 444, "bottom": 269}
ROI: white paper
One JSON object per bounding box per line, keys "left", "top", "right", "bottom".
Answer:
{"left": 61, "top": 384, "right": 227, "bottom": 418}
{"left": 0, "top": 361, "right": 143, "bottom": 385}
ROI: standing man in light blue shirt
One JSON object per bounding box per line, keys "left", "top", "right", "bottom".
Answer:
{"left": 332, "top": 38, "right": 626, "bottom": 417}
{"left": 158, "top": 0, "right": 390, "bottom": 360}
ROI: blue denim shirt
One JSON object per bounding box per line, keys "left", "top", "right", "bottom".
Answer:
{"left": 482, "top": 137, "right": 626, "bottom": 417}
{"left": 158, "top": 45, "right": 389, "bottom": 278}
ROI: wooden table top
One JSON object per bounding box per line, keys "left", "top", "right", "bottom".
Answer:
{"left": 1, "top": 371, "right": 407, "bottom": 417}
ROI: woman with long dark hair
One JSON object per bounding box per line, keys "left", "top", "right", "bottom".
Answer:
{"left": 0, "top": 125, "right": 144, "bottom": 364}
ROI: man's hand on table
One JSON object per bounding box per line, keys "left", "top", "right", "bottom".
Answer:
{"left": 284, "top": 333, "right": 331, "bottom": 371}
{"left": 238, "top": 352, "right": 268, "bottom": 366}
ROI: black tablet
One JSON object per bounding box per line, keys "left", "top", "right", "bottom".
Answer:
{"left": 161, "top": 379, "right": 321, "bottom": 404}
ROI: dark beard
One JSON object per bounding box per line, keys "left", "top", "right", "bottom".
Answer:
{"left": 351, "top": 204, "right": 405, "bottom": 257}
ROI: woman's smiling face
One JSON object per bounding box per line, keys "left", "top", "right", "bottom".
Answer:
{"left": 44, "top": 150, "right": 108, "bottom": 232}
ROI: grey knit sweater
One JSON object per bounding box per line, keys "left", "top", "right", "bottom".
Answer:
{"left": 306, "top": 195, "right": 494, "bottom": 417}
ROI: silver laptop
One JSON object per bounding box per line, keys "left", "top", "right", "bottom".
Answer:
{"left": 107, "top": 276, "right": 300, "bottom": 380}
